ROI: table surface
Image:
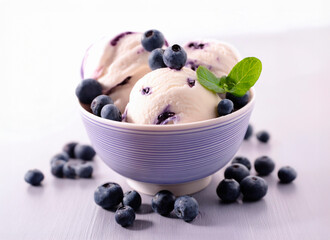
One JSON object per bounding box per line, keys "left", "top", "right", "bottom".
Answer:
{"left": 1, "top": 26, "right": 330, "bottom": 240}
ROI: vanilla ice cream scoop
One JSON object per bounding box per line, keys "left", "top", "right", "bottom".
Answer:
{"left": 81, "top": 32, "right": 155, "bottom": 112}
{"left": 125, "top": 67, "right": 220, "bottom": 125}
{"left": 184, "top": 40, "right": 240, "bottom": 77}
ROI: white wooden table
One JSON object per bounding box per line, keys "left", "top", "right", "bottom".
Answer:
{"left": 1, "top": 24, "right": 330, "bottom": 239}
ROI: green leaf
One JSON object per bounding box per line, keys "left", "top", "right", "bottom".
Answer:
{"left": 196, "top": 66, "right": 226, "bottom": 93}
{"left": 226, "top": 57, "right": 262, "bottom": 97}
{"left": 219, "top": 75, "right": 235, "bottom": 92}
{"left": 195, "top": 57, "right": 262, "bottom": 96}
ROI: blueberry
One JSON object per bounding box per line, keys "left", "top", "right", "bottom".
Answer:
{"left": 163, "top": 44, "right": 187, "bottom": 70}
{"left": 256, "top": 131, "right": 270, "bottom": 143}
{"left": 74, "top": 144, "right": 96, "bottom": 161}
{"left": 115, "top": 206, "right": 136, "bottom": 227}
{"left": 63, "top": 142, "right": 78, "bottom": 158}
{"left": 216, "top": 179, "right": 240, "bottom": 202}
{"left": 278, "top": 166, "right": 297, "bottom": 183}
{"left": 24, "top": 169, "right": 44, "bottom": 186}
{"left": 224, "top": 163, "right": 250, "bottom": 183}
{"left": 94, "top": 182, "right": 124, "bottom": 209}
{"left": 244, "top": 124, "right": 253, "bottom": 140}
{"left": 254, "top": 156, "right": 275, "bottom": 176}
{"left": 100, "top": 104, "right": 122, "bottom": 122}
{"left": 151, "top": 190, "right": 176, "bottom": 216}
{"left": 75, "top": 79, "right": 103, "bottom": 104}
{"left": 91, "top": 95, "right": 114, "bottom": 116}
{"left": 231, "top": 156, "right": 251, "bottom": 170}
{"left": 76, "top": 162, "right": 93, "bottom": 178}
{"left": 51, "top": 159, "right": 66, "bottom": 178}
{"left": 226, "top": 91, "right": 250, "bottom": 109}
{"left": 240, "top": 176, "right": 268, "bottom": 201}
{"left": 141, "top": 29, "right": 165, "bottom": 52}
{"left": 63, "top": 162, "right": 77, "bottom": 179}
{"left": 50, "top": 152, "right": 69, "bottom": 164}
{"left": 123, "top": 190, "right": 142, "bottom": 211}
{"left": 217, "top": 99, "right": 234, "bottom": 116}
{"left": 174, "top": 196, "right": 199, "bottom": 222}
{"left": 148, "top": 48, "right": 166, "bottom": 70}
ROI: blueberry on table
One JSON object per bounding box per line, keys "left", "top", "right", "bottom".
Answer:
{"left": 254, "top": 156, "right": 275, "bottom": 176}
{"left": 62, "top": 142, "right": 78, "bottom": 158}
{"left": 244, "top": 124, "right": 253, "bottom": 140}
{"left": 163, "top": 44, "right": 187, "bottom": 70}
{"left": 91, "top": 95, "right": 114, "bottom": 117}
{"left": 240, "top": 176, "right": 268, "bottom": 201}
{"left": 232, "top": 156, "right": 251, "bottom": 170}
{"left": 115, "top": 206, "right": 136, "bottom": 227}
{"left": 216, "top": 179, "right": 240, "bottom": 203}
{"left": 141, "top": 29, "right": 165, "bottom": 52}
{"left": 151, "top": 190, "right": 176, "bottom": 216}
{"left": 74, "top": 144, "right": 96, "bottom": 161}
{"left": 224, "top": 163, "right": 250, "bottom": 183}
{"left": 100, "top": 104, "right": 122, "bottom": 122}
{"left": 75, "top": 79, "right": 103, "bottom": 104}
{"left": 50, "top": 152, "right": 69, "bottom": 164}
{"left": 217, "top": 99, "right": 234, "bottom": 116}
{"left": 94, "top": 182, "right": 124, "bottom": 209}
{"left": 225, "top": 91, "right": 250, "bottom": 109}
{"left": 278, "top": 166, "right": 297, "bottom": 183}
{"left": 76, "top": 162, "right": 93, "bottom": 178}
{"left": 24, "top": 169, "right": 44, "bottom": 186}
{"left": 123, "top": 190, "right": 142, "bottom": 211}
{"left": 256, "top": 131, "right": 270, "bottom": 143}
{"left": 63, "top": 162, "right": 77, "bottom": 179}
{"left": 174, "top": 196, "right": 199, "bottom": 222}
{"left": 51, "top": 159, "right": 66, "bottom": 178}
{"left": 148, "top": 48, "right": 166, "bottom": 70}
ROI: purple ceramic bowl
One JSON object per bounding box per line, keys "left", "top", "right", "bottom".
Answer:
{"left": 79, "top": 89, "right": 255, "bottom": 194}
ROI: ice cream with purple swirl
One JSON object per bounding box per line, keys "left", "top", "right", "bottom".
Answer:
{"left": 81, "top": 31, "right": 167, "bottom": 112}
{"left": 77, "top": 29, "right": 256, "bottom": 125}
{"left": 184, "top": 40, "right": 240, "bottom": 77}
{"left": 125, "top": 67, "right": 220, "bottom": 125}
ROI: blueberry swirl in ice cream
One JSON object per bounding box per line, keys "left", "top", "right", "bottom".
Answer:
{"left": 81, "top": 32, "right": 167, "bottom": 112}
{"left": 125, "top": 67, "right": 220, "bottom": 125}
{"left": 184, "top": 40, "right": 241, "bottom": 77}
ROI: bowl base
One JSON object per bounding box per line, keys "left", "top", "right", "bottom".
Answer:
{"left": 126, "top": 176, "right": 212, "bottom": 196}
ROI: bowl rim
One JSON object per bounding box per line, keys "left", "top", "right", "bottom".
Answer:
{"left": 79, "top": 87, "right": 255, "bottom": 131}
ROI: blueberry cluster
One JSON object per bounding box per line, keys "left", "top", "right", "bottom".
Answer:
{"left": 93, "top": 183, "right": 199, "bottom": 226}
{"left": 152, "top": 190, "right": 199, "bottom": 222}
{"left": 141, "top": 29, "right": 187, "bottom": 71}
{"left": 148, "top": 44, "right": 187, "bottom": 71}
{"left": 217, "top": 91, "right": 251, "bottom": 117}
{"left": 217, "top": 155, "right": 297, "bottom": 202}
{"left": 94, "top": 182, "right": 141, "bottom": 227}
{"left": 24, "top": 142, "right": 96, "bottom": 186}
{"left": 75, "top": 80, "right": 122, "bottom": 122}
{"left": 243, "top": 124, "right": 271, "bottom": 143}
{"left": 50, "top": 142, "right": 95, "bottom": 179}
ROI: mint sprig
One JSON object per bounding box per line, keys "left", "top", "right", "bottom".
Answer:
{"left": 196, "top": 57, "right": 262, "bottom": 97}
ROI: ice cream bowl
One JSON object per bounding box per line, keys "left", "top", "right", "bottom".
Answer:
{"left": 79, "top": 88, "right": 255, "bottom": 196}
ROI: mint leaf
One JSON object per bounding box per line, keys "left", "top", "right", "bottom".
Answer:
{"left": 225, "top": 57, "right": 262, "bottom": 97}
{"left": 196, "top": 57, "right": 262, "bottom": 97}
{"left": 196, "top": 66, "right": 225, "bottom": 93}
{"left": 219, "top": 75, "right": 235, "bottom": 92}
